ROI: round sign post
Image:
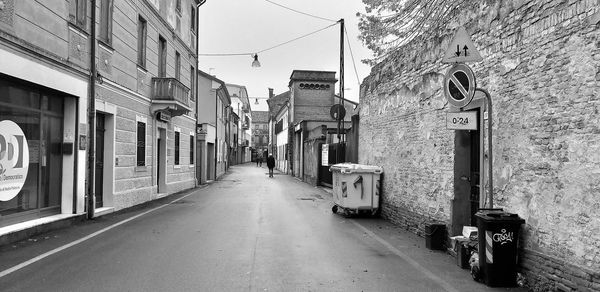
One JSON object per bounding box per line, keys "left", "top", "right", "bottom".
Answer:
{"left": 443, "top": 63, "right": 476, "bottom": 108}
{"left": 330, "top": 104, "right": 346, "bottom": 121}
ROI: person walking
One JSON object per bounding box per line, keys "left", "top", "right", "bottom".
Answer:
{"left": 256, "top": 154, "right": 260, "bottom": 167}
{"left": 266, "top": 154, "right": 275, "bottom": 178}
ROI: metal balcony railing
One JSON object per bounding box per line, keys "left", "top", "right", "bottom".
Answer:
{"left": 151, "top": 77, "right": 190, "bottom": 107}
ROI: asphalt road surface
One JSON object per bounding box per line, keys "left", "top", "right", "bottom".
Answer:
{"left": 0, "top": 164, "right": 525, "bottom": 292}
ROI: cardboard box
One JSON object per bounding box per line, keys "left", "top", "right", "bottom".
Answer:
{"left": 462, "top": 226, "right": 478, "bottom": 240}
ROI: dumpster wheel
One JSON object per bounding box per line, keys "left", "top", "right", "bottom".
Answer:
{"left": 332, "top": 205, "right": 338, "bottom": 213}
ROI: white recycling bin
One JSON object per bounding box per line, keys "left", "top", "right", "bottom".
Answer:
{"left": 329, "top": 163, "right": 383, "bottom": 216}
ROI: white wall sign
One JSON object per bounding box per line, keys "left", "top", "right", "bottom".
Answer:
{"left": 0, "top": 120, "right": 30, "bottom": 201}
{"left": 446, "top": 111, "right": 478, "bottom": 130}
{"left": 321, "top": 144, "right": 329, "bottom": 166}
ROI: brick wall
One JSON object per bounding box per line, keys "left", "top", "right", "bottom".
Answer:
{"left": 359, "top": 0, "right": 600, "bottom": 289}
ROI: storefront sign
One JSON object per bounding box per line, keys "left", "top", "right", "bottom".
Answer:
{"left": 0, "top": 120, "right": 29, "bottom": 201}
{"left": 157, "top": 111, "right": 171, "bottom": 122}
{"left": 321, "top": 144, "right": 329, "bottom": 166}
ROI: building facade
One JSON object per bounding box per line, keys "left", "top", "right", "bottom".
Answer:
{"left": 274, "top": 101, "right": 290, "bottom": 173}
{"left": 289, "top": 71, "right": 357, "bottom": 184}
{"left": 93, "top": 0, "right": 199, "bottom": 214}
{"left": 0, "top": 1, "right": 89, "bottom": 229}
{"left": 267, "top": 91, "right": 290, "bottom": 158}
{"left": 197, "top": 70, "right": 230, "bottom": 183}
{"left": 251, "top": 111, "right": 269, "bottom": 162}
{"left": 359, "top": 0, "right": 600, "bottom": 289}
{"left": 0, "top": 0, "right": 203, "bottom": 235}
{"left": 226, "top": 84, "right": 252, "bottom": 164}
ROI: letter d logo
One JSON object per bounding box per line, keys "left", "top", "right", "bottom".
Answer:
{"left": 0, "top": 120, "right": 29, "bottom": 201}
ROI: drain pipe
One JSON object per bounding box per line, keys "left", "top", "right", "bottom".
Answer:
{"left": 87, "top": 0, "right": 97, "bottom": 219}
{"left": 476, "top": 88, "right": 493, "bottom": 209}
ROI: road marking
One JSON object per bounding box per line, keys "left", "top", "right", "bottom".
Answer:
{"left": 0, "top": 187, "right": 204, "bottom": 279}
{"left": 350, "top": 221, "right": 460, "bottom": 292}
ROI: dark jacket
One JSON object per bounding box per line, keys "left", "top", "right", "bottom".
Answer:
{"left": 266, "top": 156, "right": 275, "bottom": 169}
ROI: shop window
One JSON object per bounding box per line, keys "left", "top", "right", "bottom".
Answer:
{"left": 0, "top": 78, "right": 64, "bottom": 227}
{"left": 174, "top": 131, "right": 180, "bottom": 165}
{"left": 137, "top": 16, "right": 147, "bottom": 68}
{"left": 136, "top": 121, "right": 146, "bottom": 166}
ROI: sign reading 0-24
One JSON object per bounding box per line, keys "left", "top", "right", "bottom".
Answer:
{"left": 443, "top": 63, "right": 476, "bottom": 108}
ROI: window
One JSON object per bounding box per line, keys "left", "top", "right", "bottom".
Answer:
{"left": 69, "top": 0, "right": 87, "bottom": 28}
{"left": 174, "top": 131, "right": 180, "bottom": 165}
{"left": 99, "top": 0, "right": 114, "bottom": 44}
{"left": 190, "top": 66, "right": 195, "bottom": 101}
{"left": 158, "top": 36, "right": 167, "bottom": 77}
{"left": 190, "top": 5, "right": 196, "bottom": 32}
{"left": 189, "top": 134, "right": 194, "bottom": 165}
{"left": 136, "top": 121, "right": 146, "bottom": 166}
{"left": 137, "top": 16, "right": 147, "bottom": 68}
{"left": 175, "top": 51, "right": 181, "bottom": 80}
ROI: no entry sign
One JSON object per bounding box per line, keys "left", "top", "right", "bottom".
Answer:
{"left": 443, "top": 63, "right": 476, "bottom": 108}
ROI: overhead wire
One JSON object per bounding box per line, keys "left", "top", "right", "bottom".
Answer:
{"left": 200, "top": 0, "right": 364, "bottom": 94}
{"left": 257, "top": 23, "right": 338, "bottom": 54}
{"left": 198, "top": 22, "right": 338, "bottom": 57}
{"left": 263, "top": 0, "right": 337, "bottom": 23}
{"left": 344, "top": 26, "right": 362, "bottom": 89}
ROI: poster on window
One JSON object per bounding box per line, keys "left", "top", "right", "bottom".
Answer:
{"left": 0, "top": 120, "right": 30, "bottom": 201}
{"left": 321, "top": 144, "right": 329, "bottom": 166}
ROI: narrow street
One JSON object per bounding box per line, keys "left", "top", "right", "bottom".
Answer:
{"left": 0, "top": 164, "right": 523, "bottom": 292}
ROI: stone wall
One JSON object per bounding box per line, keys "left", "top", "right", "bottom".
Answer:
{"left": 359, "top": 0, "right": 600, "bottom": 289}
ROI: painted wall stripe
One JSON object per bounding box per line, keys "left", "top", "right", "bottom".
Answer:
{"left": 486, "top": 231, "right": 493, "bottom": 264}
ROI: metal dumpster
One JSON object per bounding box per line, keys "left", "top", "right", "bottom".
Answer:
{"left": 329, "top": 163, "right": 383, "bottom": 216}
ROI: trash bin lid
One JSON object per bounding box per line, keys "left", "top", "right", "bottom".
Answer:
{"left": 330, "top": 163, "right": 383, "bottom": 174}
{"left": 475, "top": 210, "right": 525, "bottom": 223}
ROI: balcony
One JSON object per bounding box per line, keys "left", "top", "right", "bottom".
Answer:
{"left": 150, "top": 77, "right": 191, "bottom": 117}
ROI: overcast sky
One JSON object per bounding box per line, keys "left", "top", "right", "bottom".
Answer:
{"left": 198, "top": 0, "right": 373, "bottom": 108}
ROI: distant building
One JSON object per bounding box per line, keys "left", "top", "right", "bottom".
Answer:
{"left": 226, "top": 84, "right": 252, "bottom": 164}
{"left": 251, "top": 111, "right": 270, "bottom": 161}
{"left": 267, "top": 70, "right": 357, "bottom": 185}
{"left": 267, "top": 91, "right": 291, "bottom": 169}
{"left": 197, "top": 70, "right": 230, "bottom": 183}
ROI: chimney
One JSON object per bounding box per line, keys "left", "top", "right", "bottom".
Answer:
{"left": 268, "top": 88, "right": 274, "bottom": 98}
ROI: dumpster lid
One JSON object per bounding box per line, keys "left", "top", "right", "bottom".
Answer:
{"left": 329, "top": 163, "right": 383, "bottom": 173}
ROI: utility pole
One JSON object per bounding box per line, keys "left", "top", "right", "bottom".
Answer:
{"left": 336, "top": 18, "right": 344, "bottom": 164}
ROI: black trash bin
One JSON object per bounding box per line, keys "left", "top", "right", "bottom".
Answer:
{"left": 475, "top": 209, "right": 525, "bottom": 287}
